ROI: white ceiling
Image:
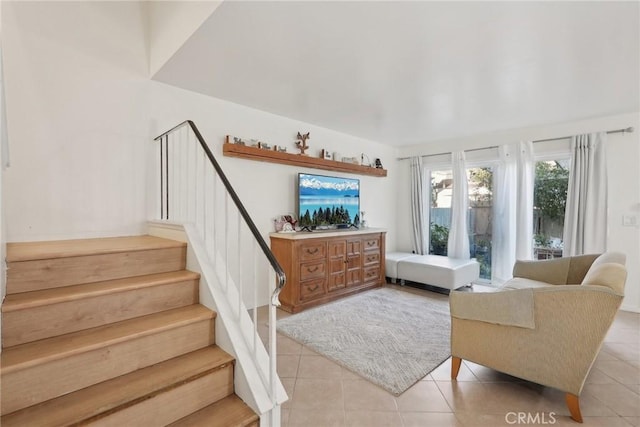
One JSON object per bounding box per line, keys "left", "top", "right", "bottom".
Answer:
{"left": 153, "top": 1, "right": 640, "bottom": 147}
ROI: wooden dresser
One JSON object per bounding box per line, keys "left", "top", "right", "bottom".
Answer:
{"left": 270, "top": 229, "right": 386, "bottom": 313}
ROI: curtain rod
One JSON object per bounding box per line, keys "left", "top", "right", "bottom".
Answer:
{"left": 398, "top": 126, "right": 635, "bottom": 160}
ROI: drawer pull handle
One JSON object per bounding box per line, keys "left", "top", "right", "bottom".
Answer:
{"left": 306, "top": 248, "right": 319, "bottom": 255}
{"left": 307, "top": 284, "right": 319, "bottom": 292}
{"left": 307, "top": 266, "right": 319, "bottom": 273}
{"left": 367, "top": 241, "right": 376, "bottom": 246}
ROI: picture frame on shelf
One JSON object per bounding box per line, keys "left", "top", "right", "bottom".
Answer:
{"left": 321, "top": 149, "right": 333, "bottom": 160}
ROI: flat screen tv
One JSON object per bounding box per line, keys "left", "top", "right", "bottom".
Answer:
{"left": 297, "top": 173, "right": 360, "bottom": 229}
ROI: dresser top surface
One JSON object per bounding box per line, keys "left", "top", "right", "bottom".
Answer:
{"left": 270, "top": 228, "right": 386, "bottom": 240}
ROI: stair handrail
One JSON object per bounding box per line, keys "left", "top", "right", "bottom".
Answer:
{"left": 154, "top": 120, "right": 286, "bottom": 306}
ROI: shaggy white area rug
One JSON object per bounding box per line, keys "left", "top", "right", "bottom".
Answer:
{"left": 276, "top": 287, "right": 451, "bottom": 395}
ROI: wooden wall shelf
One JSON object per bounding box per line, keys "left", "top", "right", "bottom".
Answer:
{"left": 222, "top": 137, "right": 387, "bottom": 177}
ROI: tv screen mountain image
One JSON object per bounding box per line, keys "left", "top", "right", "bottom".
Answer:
{"left": 297, "top": 173, "right": 360, "bottom": 227}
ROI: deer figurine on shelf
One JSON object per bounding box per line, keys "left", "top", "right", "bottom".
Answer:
{"left": 295, "top": 132, "right": 310, "bottom": 155}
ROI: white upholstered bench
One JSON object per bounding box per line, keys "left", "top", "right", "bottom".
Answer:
{"left": 385, "top": 252, "right": 480, "bottom": 291}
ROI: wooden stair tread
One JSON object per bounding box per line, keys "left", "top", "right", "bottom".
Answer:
{"left": 0, "top": 346, "right": 234, "bottom": 427}
{"left": 1, "top": 305, "right": 215, "bottom": 373}
{"left": 2, "top": 270, "right": 200, "bottom": 312}
{"left": 169, "top": 395, "right": 259, "bottom": 427}
{"left": 7, "top": 235, "right": 186, "bottom": 262}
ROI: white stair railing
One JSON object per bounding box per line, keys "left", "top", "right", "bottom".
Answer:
{"left": 154, "top": 121, "right": 286, "bottom": 426}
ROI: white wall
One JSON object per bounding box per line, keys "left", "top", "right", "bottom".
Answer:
{"left": 0, "top": 1, "right": 5, "bottom": 348}
{"left": 146, "top": 1, "right": 221, "bottom": 77}
{"left": 396, "top": 112, "right": 640, "bottom": 312}
{"left": 149, "top": 82, "right": 399, "bottom": 252}
{"left": 606, "top": 118, "right": 640, "bottom": 312}
{"left": 1, "top": 1, "right": 399, "bottom": 255}
{"left": 2, "top": 1, "right": 150, "bottom": 241}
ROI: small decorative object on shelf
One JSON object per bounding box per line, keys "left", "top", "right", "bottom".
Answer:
{"left": 283, "top": 214, "right": 297, "bottom": 229}
{"left": 277, "top": 146, "right": 287, "bottom": 153}
{"left": 321, "top": 149, "right": 333, "bottom": 160}
{"left": 341, "top": 156, "right": 359, "bottom": 165}
{"left": 281, "top": 222, "right": 295, "bottom": 232}
{"left": 360, "top": 153, "right": 371, "bottom": 167}
{"left": 375, "top": 158, "right": 383, "bottom": 169}
{"left": 273, "top": 216, "right": 285, "bottom": 232}
{"left": 360, "top": 211, "right": 367, "bottom": 228}
{"left": 232, "top": 137, "right": 246, "bottom": 145}
{"left": 257, "top": 142, "right": 271, "bottom": 150}
{"left": 295, "top": 132, "right": 310, "bottom": 155}
{"left": 274, "top": 214, "right": 297, "bottom": 233}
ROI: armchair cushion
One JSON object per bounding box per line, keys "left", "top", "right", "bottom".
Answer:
{"left": 502, "top": 277, "right": 556, "bottom": 290}
{"left": 591, "top": 252, "right": 626, "bottom": 267}
{"left": 581, "top": 262, "right": 627, "bottom": 295}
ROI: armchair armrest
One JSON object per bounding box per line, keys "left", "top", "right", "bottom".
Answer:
{"left": 450, "top": 289, "right": 535, "bottom": 329}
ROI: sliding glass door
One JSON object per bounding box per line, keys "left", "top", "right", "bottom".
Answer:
{"left": 533, "top": 158, "right": 570, "bottom": 259}
{"left": 467, "top": 167, "right": 493, "bottom": 280}
{"left": 429, "top": 170, "right": 452, "bottom": 256}
{"left": 428, "top": 167, "right": 494, "bottom": 281}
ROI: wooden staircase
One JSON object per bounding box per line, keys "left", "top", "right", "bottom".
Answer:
{"left": 1, "top": 235, "right": 259, "bottom": 427}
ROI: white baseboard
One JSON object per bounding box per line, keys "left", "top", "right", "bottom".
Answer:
{"left": 620, "top": 303, "right": 640, "bottom": 314}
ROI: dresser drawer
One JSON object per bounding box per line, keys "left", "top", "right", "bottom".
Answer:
{"left": 300, "top": 261, "right": 326, "bottom": 281}
{"left": 363, "top": 251, "right": 380, "bottom": 266}
{"left": 363, "top": 237, "right": 380, "bottom": 251}
{"left": 298, "top": 242, "right": 326, "bottom": 261}
{"left": 299, "top": 278, "right": 325, "bottom": 301}
{"left": 363, "top": 266, "right": 380, "bottom": 283}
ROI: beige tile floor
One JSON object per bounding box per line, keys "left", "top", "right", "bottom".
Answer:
{"left": 266, "top": 284, "right": 640, "bottom": 427}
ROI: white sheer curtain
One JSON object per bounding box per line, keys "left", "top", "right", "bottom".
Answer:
{"left": 563, "top": 132, "right": 607, "bottom": 255}
{"left": 492, "top": 144, "right": 517, "bottom": 283}
{"left": 410, "top": 156, "right": 428, "bottom": 255}
{"left": 516, "top": 141, "right": 534, "bottom": 260}
{"left": 448, "top": 151, "right": 470, "bottom": 259}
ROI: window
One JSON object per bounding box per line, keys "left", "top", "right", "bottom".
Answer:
{"left": 429, "top": 170, "right": 452, "bottom": 256}
{"left": 467, "top": 167, "right": 493, "bottom": 280}
{"left": 422, "top": 146, "right": 571, "bottom": 285}
{"left": 533, "top": 159, "right": 570, "bottom": 259}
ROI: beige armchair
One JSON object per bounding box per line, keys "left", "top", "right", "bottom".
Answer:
{"left": 449, "top": 253, "right": 627, "bottom": 423}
